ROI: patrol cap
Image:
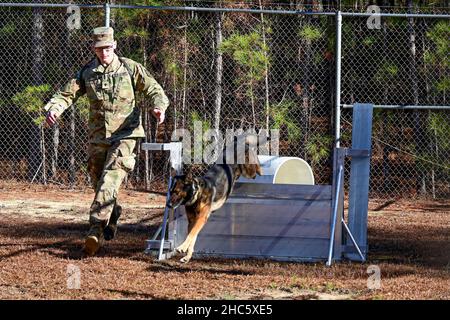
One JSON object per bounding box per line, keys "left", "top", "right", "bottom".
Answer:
{"left": 92, "top": 27, "right": 115, "bottom": 48}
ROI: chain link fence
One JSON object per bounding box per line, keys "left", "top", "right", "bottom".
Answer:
{"left": 0, "top": 5, "right": 101, "bottom": 187}
{"left": 340, "top": 15, "right": 449, "bottom": 199}
{"left": 0, "top": 2, "right": 448, "bottom": 199}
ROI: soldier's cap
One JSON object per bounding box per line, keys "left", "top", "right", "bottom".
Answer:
{"left": 92, "top": 27, "right": 115, "bottom": 48}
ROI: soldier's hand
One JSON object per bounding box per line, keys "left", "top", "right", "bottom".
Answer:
{"left": 45, "top": 110, "right": 58, "bottom": 127}
{"left": 152, "top": 108, "right": 165, "bottom": 125}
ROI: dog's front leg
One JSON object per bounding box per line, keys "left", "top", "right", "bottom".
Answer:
{"left": 180, "top": 205, "right": 210, "bottom": 263}
{"left": 175, "top": 210, "right": 196, "bottom": 254}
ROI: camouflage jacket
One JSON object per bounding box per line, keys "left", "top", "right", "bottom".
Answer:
{"left": 44, "top": 54, "right": 169, "bottom": 144}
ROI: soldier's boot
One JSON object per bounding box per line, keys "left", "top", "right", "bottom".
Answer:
{"left": 104, "top": 205, "right": 122, "bottom": 241}
{"left": 84, "top": 223, "right": 104, "bottom": 256}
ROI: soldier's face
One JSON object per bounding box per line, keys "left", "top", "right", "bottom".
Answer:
{"left": 94, "top": 45, "right": 115, "bottom": 65}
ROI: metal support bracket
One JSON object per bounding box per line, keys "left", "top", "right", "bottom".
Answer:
{"left": 142, "top": 142, "right": 182, "bottom": 260}
{"left": 345, "top": 148, "right": 371, "bottom": 158}
{"left": 341, "top": 219, "right": 366, "bottom": 261}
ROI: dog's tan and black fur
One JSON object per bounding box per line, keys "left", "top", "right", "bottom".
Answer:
{"left": 168, "top": 135, "right": 262, "bottom": 263}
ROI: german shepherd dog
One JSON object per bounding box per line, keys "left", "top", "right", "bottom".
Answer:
{"left": 168, "top": 134, "right": 262, "bottom": 263}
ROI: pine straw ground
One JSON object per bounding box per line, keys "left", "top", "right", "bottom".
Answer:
{"left": 0, "top": 182, "right": 448, "bottom": 300}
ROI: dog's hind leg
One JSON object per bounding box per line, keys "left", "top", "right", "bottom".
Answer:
{"left": 179, "top": 205, "right": 211, "bottom": 263}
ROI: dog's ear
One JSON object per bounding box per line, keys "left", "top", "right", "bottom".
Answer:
{"left": 170, "top": 174, "right": 185, "bottom": 192}
{"left": 241, "top": 138, "right": 262, "bottom": 178}
{"left": 244, "top": 133, "right": 258, "bottom": 146}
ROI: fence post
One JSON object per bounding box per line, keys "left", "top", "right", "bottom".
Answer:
{"left": 335, "top": 10, "right": 342, "bottom": 148}
{"left": 346, "top": 103, "right": 373, "bottom": 261}
{"left": 104, "top": 2, "right": 110, "bottom": 27}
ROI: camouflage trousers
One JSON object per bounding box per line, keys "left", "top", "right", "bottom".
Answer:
{"left": 87, "top": 139, "right": 137, "bottom": 226}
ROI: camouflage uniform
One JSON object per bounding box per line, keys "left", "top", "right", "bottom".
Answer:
{"left": 44, "top": 28, "right": 169, "bottom": 246}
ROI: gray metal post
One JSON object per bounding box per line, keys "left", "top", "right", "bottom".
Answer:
{"left": 327, "top": 164, "right": 343, "bottom": 267}
{"left": 335, "top": 11, "right": 342, "bottom": 148}
{"left": 346, "top": 103, "right": 373, "bottom": 261}
{"left": 342, "top": 104, "right": 450, "bottom": 110}
{"left": 104, "top": 3, "right": 111, "bottom": 27}
{"left": 158, "top": 175, "right": 173, "bottom": 260}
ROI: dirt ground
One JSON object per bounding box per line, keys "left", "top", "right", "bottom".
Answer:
{"left": 0, "top": 181, "right": 448, "bottom": 300}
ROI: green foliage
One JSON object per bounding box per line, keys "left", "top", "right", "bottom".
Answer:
{"left": 363, "top": 36, "right": 376, "bottom": 47}
{"left": 371, "top": 109, "right": 396, "bottom": 138}
{"left": 187, "top": 110, "right": 211, "bottom": 160}
{"left": 384, "top": 64, "right": 399, "bottom": 76}
{"left": 120, "top": 0, "right": 169, "bottom": 7}
{"left": 165, "top": 59, "right": 183, "bottom": 81}
{"left": 120, "top": 26, "right": 150, "bottom": 40}
{"left": 76, "top": 96, "right": 90, "bottom": 121}
{"left": 299, "top": 25, "right": 322, "bottom": 42}
{"left": 423, "top": 49, "right": 435, "bottom": 64}
{"left": 314, "top": 53, "right": 323, "bottom": 65}
{"left": 338, "top": 129, "right": 352, "bottom": 147}
{"left": 186, "top": 19, "right": 205, "bottom": 46}
{"left": 342, "top": 23, "right": 355, "bottom": 47}
{"left": 189, "top": 110, "right": 211, "bottom": 133}
{"left": 12, "top": 85, "right": 51, "bottom": 126}
{"left": 113, "top": 2, "right": 157, "bottom": 64}
{"left": 424, "top": 21, "right": 449, "bottom": 95}
{"left": 374, "top": 62, "right": 398, "bottom": 83}
{"left": 220, "top": 31, "right": 269, "bottom": 83}
{"left": 0, "top": 98, "right": 6, "bottom": 110}
{"left": 135, "top": 0, "right": 168, "bottom": 5}
{"left": 427, "top": 113, "right": 450, "bottom": 151}
{"left": 0, "top": 21, "right": 15, "bottom": 38}
{"left": 436, "top": 78, "right": 450, "bottom": 93}
{"left": 128, "top": 50, "right": 146, "bottom": 65}
{"left": 306, "top": 133, "right": 333, "bottom": 166}
{"left": 270, "top": 101, "right": 301, "bottom": 141}
{"left": 426, "top": 21, "right": 450, "bottom": 64}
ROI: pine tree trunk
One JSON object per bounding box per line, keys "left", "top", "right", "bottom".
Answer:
{"left": 64, "top": 26, "right": 75, "bottom": 187}
{"left": 381, "top": 5, "right": 391, "bottom": 194}
{"left": 52, "top": 20, "right": 72, "bottom": 183}
{"left": 259, "top": 0, "right": 270, "bottom": 130}
{"left": 69, "top": 105, "right": 76, "bottom": 186}
{"left": 142, "top": 20, "right": 149, "bottom": 190}
{"left": 300, "top": 3, "right": 312, "bottom": 159}
{"left": 51, "top": 124, "right": 59, "bottom": 179}
{"left": 421, "top": 17, "right": 436, "bottom": 199}
{"left": 30, "top": 7, "right": 45, "bottom": 183}
{"left": 40, "top": 125, "right": 46, "bottom": 186}
{"left": 214, "top": 12, "right": 223, "bottom": 131}
{"left": 143, "top": 108, "right": 149, "bottom": 190}
{"left": 408, "top": 0, "right": 426, "bottom": 196}
{"left": 182, "top": 16, "right": 188, "bottom": 130}
{"left": 250, "top": 82, "right": 256, "bottom": 126}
